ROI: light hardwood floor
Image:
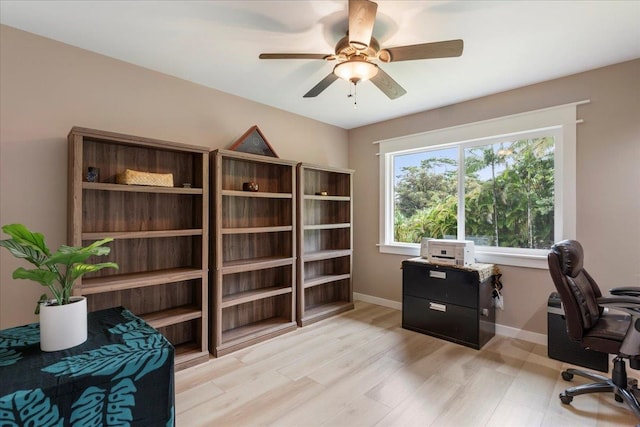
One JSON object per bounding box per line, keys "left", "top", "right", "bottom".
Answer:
{"left": 176, "top": 301, "right": 638, "bottom": 426}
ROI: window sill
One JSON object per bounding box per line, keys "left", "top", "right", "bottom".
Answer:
{"left": 377, "top": 244, "right": 548, "bottom": 269}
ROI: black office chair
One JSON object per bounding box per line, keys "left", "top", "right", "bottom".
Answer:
{"left": 548, "top": 240, "right": 640, "bottom": 419}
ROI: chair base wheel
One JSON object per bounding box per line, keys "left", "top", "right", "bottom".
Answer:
{"left": 562, "top": 371, "right": 574, "bottom": 381}
{"left": 560, "top": 393, "right": 573, "bottom": 404}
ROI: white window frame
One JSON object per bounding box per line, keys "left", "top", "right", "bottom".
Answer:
{"left": 377, "top": 101, "right": 587, "bottom": 269}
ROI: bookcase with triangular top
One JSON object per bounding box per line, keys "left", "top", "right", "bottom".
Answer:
{"left": 296, "top": 163, "right": 354, "bottom": 326}
{"left": 210, "top": 149, "right": 297, "bottom": 356}
{"left": 67, "top": 126, "right": 209, "bottom": 371}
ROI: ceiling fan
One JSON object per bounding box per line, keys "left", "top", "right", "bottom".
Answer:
{"left": 259, "top": 0, "right": 463, "bottom": 100}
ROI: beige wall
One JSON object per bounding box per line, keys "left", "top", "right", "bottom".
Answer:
{"left": 349, "top": 59, "right": 640, "bottom": 335}
{"left": 2, "top": 24, "right": 638, "bottom": 338}
{"left": 0, "top": 25, "right": 348, "bottom": 328}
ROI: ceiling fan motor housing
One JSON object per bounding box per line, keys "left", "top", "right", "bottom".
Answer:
{"left": 334, "top": 35, "right": 381, "bottom": 60}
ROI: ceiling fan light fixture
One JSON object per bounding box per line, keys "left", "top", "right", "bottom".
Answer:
{"left": 333, "top": 56, "right": 378, "bottom": 83}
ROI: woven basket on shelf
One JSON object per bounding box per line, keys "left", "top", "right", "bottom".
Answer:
{"left": 116, "top": 169, "right": 174, "bottom": 187}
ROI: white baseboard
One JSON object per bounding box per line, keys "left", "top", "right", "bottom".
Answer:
{"left": 354, "top": 292, "right": 403, "bottom": 310}
{"left": 353, "top": 292, "right": 547, "bottom": 346}
{"left": 494, "top": 323, "right": 547, "bottom": 346}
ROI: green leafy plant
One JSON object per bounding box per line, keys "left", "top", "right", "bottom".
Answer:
{"left": 0, "top": 223, "right": 118, "bottom": 313}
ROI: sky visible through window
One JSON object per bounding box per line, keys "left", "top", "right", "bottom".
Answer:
{"left": 394, "top": 145, "right": 509, "bottom": 184}
{"left": 394, "top": 147, "right": 457, "bottom": 181}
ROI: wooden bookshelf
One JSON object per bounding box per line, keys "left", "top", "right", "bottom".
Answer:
{"left": 210, "top": 149, "right": 297, "bottom": 356}
{"left": 297, "top": 164, "right": 354, "bottom": 326}
{"left": 67, "top": 126, "right": 210, "bottom": 371}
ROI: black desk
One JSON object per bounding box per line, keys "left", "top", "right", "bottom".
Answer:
{"left": 0, "top": 307, "right": 175, "bottom": 426}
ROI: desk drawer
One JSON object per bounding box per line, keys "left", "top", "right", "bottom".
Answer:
{"left": 402, "top": 295, "right": 479, "bottom": 347}
{"left": 403, "top": 263, "right": 477, "bottom": 308}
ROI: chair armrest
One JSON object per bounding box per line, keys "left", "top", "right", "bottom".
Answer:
{"left": 597, "top": 296, "right": 640, "bottom": 315}
{"left": 598, "top": 296, "right": 640, "bottom": 359}
{"left": 610, "top": 287, "right": 640, "bottom": 297}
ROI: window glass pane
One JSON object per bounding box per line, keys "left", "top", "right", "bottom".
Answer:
{"left": 464, "top": 137, "right": 555, "bottom": 249}
{"left": 393, "top": 147, "right": 458, "bottom": 243}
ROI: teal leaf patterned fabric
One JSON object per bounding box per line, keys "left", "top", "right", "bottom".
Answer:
{"left": 0, "top": 324, "right": 40, "bottom": 348}
{"left": 0, "top": 349, "right": 22, "bottom": 367}
{"left": 0, "top": 307, "right": 175, "bottom": 426}
{"left": 70, "top": 386, "right": 105, "bottom": 426}
{"left": 110, "top": 309, "right": 139, "bottom": 331}
{"left": 0, "top": 388, "right": 63, "bottom": 426}
{"left": 42, "top": 334, "right": 169, "bottom": 381}
{"left": 105, "top": 379, "right": 136, "bottom": 425}
{"left": 70, "top": 378, "right": 136, "bottom": 427}
{"left": 166, "top": 406, "right": 175, "bottom": 427}
{"left": 0, "top": 324, "right": 40, "bottom": 367}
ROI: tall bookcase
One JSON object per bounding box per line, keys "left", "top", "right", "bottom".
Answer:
{"left": 210, "top": 149, "right": 297, "bottom": 356}
{"left": 67, "top": 127, "right": 209, "bottom": 370}
{"left": 297, "top": 164, "right": 354, "bottom": 326}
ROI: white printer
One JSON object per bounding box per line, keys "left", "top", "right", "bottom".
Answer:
{"left": 420, "top": 238, "right": 475, "bottom": 266}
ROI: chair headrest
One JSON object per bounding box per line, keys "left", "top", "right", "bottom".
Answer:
{"left": 551, "top": 240, "right": 584, "bottom": 278}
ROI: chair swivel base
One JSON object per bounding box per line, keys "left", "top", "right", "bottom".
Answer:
{"left": 559, "top": 358, "right": 640, "bottom": 420}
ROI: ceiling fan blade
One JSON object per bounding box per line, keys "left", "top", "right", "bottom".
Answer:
{"left": 370, "top": 68, "right": 406, "bottom": 100}
{"left": 385, "top": 39, "right": 464, "bottom": 62}
{"left": 303, "top": 73, "right": 339, "bottom": 98}
{"left": 348, "top": 0, "right": 378, "bottom": 50}
{"left": 259, "top": 53, "right": 329, "bottom": 60}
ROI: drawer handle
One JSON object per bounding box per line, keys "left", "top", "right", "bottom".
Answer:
{"left": 429, "top": 271, "right": 447, "bottom": 279}
{"left": 429, "top": 302, "right": 447, "bottom": 312}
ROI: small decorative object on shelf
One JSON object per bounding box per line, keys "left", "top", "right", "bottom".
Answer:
{"left": 116, "top": 169, "right": 174, "bottom": 187}
{"left": 182, "top": 183, "right": 192, "bottom": 188}
{"left": 315, "top": 191, "right": 328, "bottom": 196}
{"left": 86, "top": 166, "right": 100, "bottom": 182}
{"left": 242, "top": 182, "right": 259, "bottom": 192}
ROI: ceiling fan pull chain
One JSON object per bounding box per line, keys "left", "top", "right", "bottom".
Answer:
{"left": 347, "top": 81, "right": 357, "bottom": 108}
{"left": 354, "top": 82, "right": 358, "bottom": 109}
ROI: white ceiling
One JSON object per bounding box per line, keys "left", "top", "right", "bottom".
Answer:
{"left": 1, "top": 0, "right": 639, "bottom": 130}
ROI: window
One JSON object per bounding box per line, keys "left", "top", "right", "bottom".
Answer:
{"left": 378, "top": 102, "right": 583, "bottom": 268}
{"left": 393, "top": 129, "right": 557, "bottom": 247}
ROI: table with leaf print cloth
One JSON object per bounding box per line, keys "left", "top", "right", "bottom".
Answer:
{"left": 0, "top": 307, "right": 175, "bottom": 426}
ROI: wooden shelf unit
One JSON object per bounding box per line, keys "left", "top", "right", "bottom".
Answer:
{"left": 211, "top": 149, "right": 297, "bottom": 356}
{"left": 67, "top": 126, "right": 210, "bottom": 371}
{"left": 297, "top": 164, "right": 354, "bottom": 326}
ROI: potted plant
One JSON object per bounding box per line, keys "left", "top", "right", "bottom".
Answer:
{"left": 0, "top": 223, "right": 118, "bottom": 351}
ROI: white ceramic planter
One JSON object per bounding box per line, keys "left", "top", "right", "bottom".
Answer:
{"left": 39, "top": 296, "right": 88, "bottom": 352}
